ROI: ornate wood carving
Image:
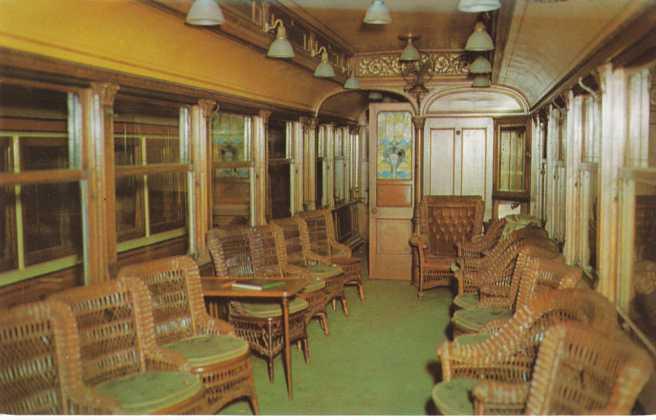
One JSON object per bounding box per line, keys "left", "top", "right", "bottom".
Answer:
{"left": 355, "top": 52, "right": 468, "bottom": 78}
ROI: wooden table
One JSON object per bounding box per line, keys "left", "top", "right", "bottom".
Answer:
{"left": 201, "top": 276, "right": 309, "bottom": 399}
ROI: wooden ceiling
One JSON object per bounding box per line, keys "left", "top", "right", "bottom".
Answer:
{"left": 281, "top": 0, "right": 479, "bottom": 52}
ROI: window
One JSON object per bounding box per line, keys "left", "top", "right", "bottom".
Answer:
{"left": 267, "top": 119, "right": 291, "bottom": 219}
{"left": 114, "top": 97, "right": 189, "bottom": 252}
{"left": 0, "top": 83, "right": 83, "bottom": 285}
{"left": 334, "top": 127, "right": 346, "bottom": 203}
{"left": 316, "top": 126, "right": 324, "bottom": 209}
{"left": 493, "top": 119, "right": 530, "bottom": 219}
{"left": 211, "top": 112, "right": 253, "bottom": 227}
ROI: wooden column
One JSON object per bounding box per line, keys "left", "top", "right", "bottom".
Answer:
{"left": 301, "top": 117, "right": 317, "bottom": 211}
{"left": 291, "top": 120, "right": 304, "bottom": 215}
{"left": 597, "top": 63, "right": 628, "bottom": 303}
{"left": 411, "top": 116, "right": 426, "bottom": 232}
{"left": 255, "top": 110, "right": 270, "bottom": 225}
{"left": 564, "top": 91, "right": 582, "bottom": 265}
{"left": 86, "top": 82, "right": 119, "bottom": 281}
{"left": 191, "top": 100, "right": 215, "bottom": 262}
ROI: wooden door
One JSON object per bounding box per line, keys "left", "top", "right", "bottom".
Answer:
{"left": 368, "top": 103, "right": 414, "bottom": 280}
{"left": 424, "top": 117, "right": 493, "bottom": 219}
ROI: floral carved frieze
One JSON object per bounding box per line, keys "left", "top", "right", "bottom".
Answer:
{"left": 356, "top": 52, "right": 469, "bottom": 78}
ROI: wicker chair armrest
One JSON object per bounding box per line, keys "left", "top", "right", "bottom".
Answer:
{"left": 304, "top": 249, "right": 332, "bottom": 265}
{"left": 329, "top": 240, "right": 352, "bottom": 257}
{"left": 479, "top": 285, "right": 510, "bottom": 298}
{"left": 409, "top": 233, "right": 430, "bottom": 249}
{"left": 472, "top": 381, "right": 529, "bottom": 415}
{"left": 284, "top": 264, "right": 311, "bottom": 276}
{"left": 145, "top": 347, "right": 191, "bottom": 372}
{"left": 197, "top": 314, "right": 235, "bottom": 336}
{"left": 456, "top": 234, "right": 486, "bottom": 256}
{"left": 480, "top": 318, "right": 510, "bottom": 334}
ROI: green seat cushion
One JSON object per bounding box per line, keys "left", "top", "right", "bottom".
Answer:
{"left": 452, "top": 307, "right": 512, "bottom": 333}
{"left": 432, "top": 378, "right": 477, "bottom": 415}
{"left": 239, "top": 297, "right": 309, "bottom": 318}
{"left": 302, "top": 277, "right": 326, "bottom": 293}
{"left": 163, "top": 335, "right": 249, "bottom": 368}
{"left": 454, "top": 332, "right": 491, "bottom": 346}
{"left": 308, "top": 263, "right": 343, "bottom": 279}
{"left": 95, "top": 371, "right": 203, "bottom": 414}
{"left": 453, "top": 293, "right": 479, "bottom": 310}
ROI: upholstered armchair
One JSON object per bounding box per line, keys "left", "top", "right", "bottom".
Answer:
{"left": 451, "top": 250, "right": 581, "bottom": 336}
{"left": 297, "top": 208, "right": 365, "bottom": 302}
{"left": 410, "top": 196, "right": 484, "bottom": 297}
{"left": 273, "top": 216, "right": 349, "bottom": 320}
{"left": 432, "top": 289, "right": 622, "bottom": 415}
{"left": 473, "top": 323, "right": 653, "bottom": 415}
{"left": 456, "top": 217, "right": 507, "bottom": 258}
{"left": 117, "top": 256, "right": 258, "bottom": 414}
{"left": 49, "top": 278, "right": 207, "bottom": 414}
{"left": 206, "top": 226, "right": 310, "bottom": 382}
{"left": 0, "top": 300, "right": 75, "bottom": 414}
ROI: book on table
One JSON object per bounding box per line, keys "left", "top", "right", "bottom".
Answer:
{"left": 231, "top": 278, "right": 285, "bottom": 291}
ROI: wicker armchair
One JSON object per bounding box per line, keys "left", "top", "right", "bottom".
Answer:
{"left": 409, "top": 196, "right": 484, "bottom": 297}
{"left": 456, "top": 217, "right": 507, "bottom": 258}
{"left": 273, "top": 216, "right": 349, "bottom": 319}
{"left": 452, "top": 237, "right": 558, "bottom": 310}
{"left": 48, "top": 278, "right": 206, "bottom": 414}
{"left": 0, "top": 300, "right": 76, "bottom": 414}
{"left": 432, "top": 289, "right": 621, "bottom": 415}
{"left": 117, "top": 256, "right": 258, "bottom": 414}
{"left": 451, "top": 250, "right": 581, "bottom": 337}
{"left": 206, "top": 226, "right": 310, "bottom": 382}
{"left": 473, "top": 323, "right": 654, "bottom": 415}
{"left": 296, "top": 208, "right": 365, "bottom": 302}
{"left": 249, "top": 224, "right": 330, "bottom": 335}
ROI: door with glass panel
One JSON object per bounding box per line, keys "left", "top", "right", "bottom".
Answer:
{"left": 493, "top": 118, "right": 531, "bottom": 219}
{"left": 368, "top": 103, "right": 414, "bottom": 280}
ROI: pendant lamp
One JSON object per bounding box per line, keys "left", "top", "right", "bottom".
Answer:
{"left": 344, "top": 74, "right": 361, "bottom": 89}
{"left": 465, "top": 22, "right": 494, "bottom": 52}
{"left": 186, "top": 0, "right": 225, "bottom": 25}
{"left": 364, "top": 0, "right": 391, "bottom": 24}
{"left": 399, "top": 34, "right": 421, "bottom": 62}
{"left": 469, "top": 56, "right": 492, "bottom": 74}
{"left": 472, "top": 75, "right": 491, "bottom": 88}
{"left": 458, "top": 0, "right": 501, "bottom": 13}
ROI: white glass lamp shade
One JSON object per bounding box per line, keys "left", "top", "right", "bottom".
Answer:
{"left": 314, "top": 50, "right": 336, "bottom": 78}
{"left": 344, "top": 75, "right": 361, "bottom": 89}
{"left": 472, "top": 75, "right": 491, "bottom": 88}
{"left": 469, "top": 56, "right": 492, "bottom": 74}
{"left": 267, "top": 23, "right": 295, "bottom": 58}
{"left": 458, "top": 0, "right": 501, "bottom": 13}
{"left": 465, "top": 22, "right": 494, "bottom": 52}
{"left": 186, "top": 0, "right": 225, "bottom": 26}
{"left": 364, "top": 0, "right": 391, "bottom": 24}
{"left": 400, "top": 39, "right": 421, "bottom": 62}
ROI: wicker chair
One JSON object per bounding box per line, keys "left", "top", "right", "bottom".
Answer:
{"left": 432, "top": 289, "right": 622, "bottom": 415}
{"left": 473, "top": 323, "right": 654, "bottom": 415}
{"left": 456, "top": 217, "right": 507, "bottom": 259}
{"left": 48, "top": 278, "right": 207, "bottom": 414}
{"left": 206, "top": 226, "right": 310, "bottom": 382}
{"left": 451, "top": 249, "right": 581, "bottom": 337}
{"left": 249, "top": 224, "right": 330, "bottom": 335}
{"left": 409, "top": 196, "right": 484, "bottom": 297}
{"left": 0, "top": 300, "right": 76, "bottom": 414}
{"left": 117, "top": 256, "right": 258, "bottom": 414}
{"left": 273, "top": 216, "right": 349, "bottom": 319}
{"left": 296, "top": 208, "right": 365, "bottom": 302}
{"left": 452, "top": 234, "right": 558, "bottom": 310}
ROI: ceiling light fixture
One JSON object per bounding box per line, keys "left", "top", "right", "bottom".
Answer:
{"left": 186, "top": 0, "right": 225, "bottom": 26}
{"left": 312, "top": 46, "right": 336, "bottom": 78}
{"left": 344, "top": 64, "right": 360, "bottom": 89}
{"left": 399, "top": 34, "right": 421, "bottom": 62}
{"left": 264, "top": 19, "right": 295, "bottom": 59}
{"left": 465, "top": 22, "right": 494, "bottom": 52}
{"left": 472, "top": 75, "right": 491, "bottom": 88}
{"left": 469, "top": 55, "right": 492, "bottom": 74}
{"left": 457, "top": 0, "right": 501, "bottom": 13}
{"left": 364, "top": 0, "right": 391, "bottom": 24}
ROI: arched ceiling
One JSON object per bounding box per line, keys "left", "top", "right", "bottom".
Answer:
{"left": 497, "top": 0, "right": 647, "bottom": 106}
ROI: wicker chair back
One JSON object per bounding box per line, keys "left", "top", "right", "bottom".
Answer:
{"left": 271, "top": 217, "right": 306, "bottom": 266}
{"left": 207, "top": 227, "right": 255, "bottom": 276}
{"left": 248, "top": 225, "right": 286, "bottom": 276}
{"left": 419, "top": 196, "right": 484, "bottom": 255}
{"left": 297, "top": 209, "right": 335, "bottom": 256}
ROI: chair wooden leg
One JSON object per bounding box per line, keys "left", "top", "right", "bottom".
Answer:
{"left": 318, "top": 312, "right": 329, "bottom": 336}
{"left": 248, "top": 393, "right": 260, "bottom": 415}
{"left": 331, "top": 299, "right": 337, "bottom": 311}
{"left": 357, "top": 282, "right": 365, "bottom": 302}
{"left": 267, "top": 355, "right": 275, "bottom": 383}
{"left": 340, "top": 296, "right": 349, "bottom": 317}
{"left": 296, "top": 341, "right": 302, "bottom": 351}
{"left": 302, "top": 338, "right": 311, "bottom": 364}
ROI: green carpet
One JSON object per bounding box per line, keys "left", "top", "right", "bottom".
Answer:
{"left": 221, "top": 278, "right": 453, "bottom": 415}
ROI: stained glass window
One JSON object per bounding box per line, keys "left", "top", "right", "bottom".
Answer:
{"left": 376, "top": 112, "right": 412, "bottom": 180}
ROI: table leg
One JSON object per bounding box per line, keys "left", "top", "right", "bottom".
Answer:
{"left": 282, "top": 296, "right": 293, "bottom": 399}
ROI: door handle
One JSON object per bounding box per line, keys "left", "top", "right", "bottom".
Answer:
{"left": 371, "top": 207, "right": 377, "bottom": 215}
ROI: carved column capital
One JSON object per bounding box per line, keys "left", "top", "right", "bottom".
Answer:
{"left": 198, "top": 99, "right": 217, "bottom": 115}
{"left": 90, "top": 82, "right": 119, "bottom": 107}
{"left": 411, "top": 116, "right": 426, "bottom": 131}
{"left": 258, "top": 110, "right": 272, "bottom": 123}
